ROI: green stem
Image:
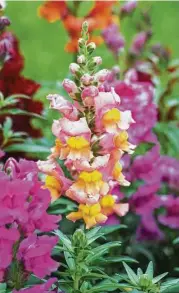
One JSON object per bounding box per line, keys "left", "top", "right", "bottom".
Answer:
{"left": 74, "top": 276, "right": 80, "bottom": 291}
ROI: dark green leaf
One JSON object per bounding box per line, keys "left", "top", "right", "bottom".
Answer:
{"left": 0, "top": 108, "right": 45, "bottom": 119}
{"left": 132, "top": 142, "right": 155, "bottom": 159}
{"left": 99, "top": 224, "right": 127, "bottom": 235}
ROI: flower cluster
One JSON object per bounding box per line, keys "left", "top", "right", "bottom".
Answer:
{"left": 0, "top": 5, "right": 43, "bottom": 138}
{"left": 38, "top": 22, "right": 135, "bottom": 229}
{"left": 0, "top": 158, "right": 60, "bottom": 288}
{"left": 38, "top": 1, "right": 118, "bottom": 52}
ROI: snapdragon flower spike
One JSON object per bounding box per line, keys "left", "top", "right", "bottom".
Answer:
{"left": 40, "top": 21, "right": 135, "bottom": 229}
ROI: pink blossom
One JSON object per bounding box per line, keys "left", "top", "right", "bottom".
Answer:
{"left": 17, "top": 235, "right": 59, "bottom": 278}
{"left": 0, "top": 227, "right": 20, "bottom": 281}
{"left": 13, "top": 278, "right": 57, "bottom": 293}
{"left": 158, "top": 196, "right": 179, "bottom": 229}
{"left": 130, "top": 32, "right": 149, "bottom": 56}
{"left": 62, "top": 78, "right": 78, "bottom": 96}
{"left": 47, "top": 94, "right": 78, "bottom": 120}
{"left": 94, "top": 88, "right": 134, "bottom": 133}
{"left": 81, "top": 86, "right": 99, "bottom": 107}
{"left": 52, "top": 117, "right": 91, "bottom": 143}
{"left": 80, "top": 73, "right": 94, "bottom": 86}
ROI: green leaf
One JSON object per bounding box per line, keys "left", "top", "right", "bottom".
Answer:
{"left": 160, "top": 279, "right": 179, "bottom": 293}
{"left": 54, "top": 230, "right": 72, "bottom": 252}
{"left": 99, "top": 224, "right": 127, "bottom": 235}
{"left": 77, "top": 1, "right": 94, "bottom": 18}
{"left": 123, "top": 263, "right": 139, "bottom": 285}
{"left": 87, "top": 282, "right": 130, "bottom": 293}
{"left": 4, "top": 143, "right": 50, "bottom": 154}
{"left": 3, "top": 117, "right": 12, "bottom": 137}
{"left": 173, "top": 237, "right": 179, "bottom": 244}
{"left": 145, "top": 261, "right": 153, "bottom": 279}
{"left": 0, "top": 283, "right": 7, "bottom": 293}
{"left": 137, "top": 268, "right": 143, "bottom": 277}
{"left": 86, "top": 241, "right": 121, "bottom": 264}
{"left": 64, "top": 249, "right": 75, "bottom": 270}
{"left": 100, "top": 256, "right": 137, "bottom": 264}
{"left": 152, "top": 272, "right": 168, "bottom": 284}
{"left": 86, "top": 227, "right": 102, "bottom": 240}
{"left": 0, "top": 108, "right": 45, "bottom": 119}
{"left": 132, "top": 142, "right": 155, "bottom": 159}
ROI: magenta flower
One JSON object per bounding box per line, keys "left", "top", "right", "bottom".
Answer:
{"left": 102, "top": 24, "right": 125, "bottom": 58}
{"left": 130, "top": 31, "right": 149, "bottom": 56}
{"left": 158, "top": 196, "right": 179, "bottom": 229}
{"left": 121, "top": 0, "right": 137, "bottom": 14}
{"left": 13, "top": 278, "right": 57, "bottom": 293}
{"left": 0, "top": 227, "right": 20, "bottom": 281}
{"left": 17, "top": 235, "right": 59, "bottom": 278}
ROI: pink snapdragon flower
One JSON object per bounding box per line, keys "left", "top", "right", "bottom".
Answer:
{"left": 94, "top": 88, "right": 134, "bottom": 133}
{"left": 17, "top": 235, "right": 59, "bottom": 278}
{"left": 47, "top": 94, "right": 78, "bottom": 121}
{"left": 0, "top": 227, "right": 20, "bottom": 281}
{"left": 52, "top": 117, "right": 91, "bottom": 143}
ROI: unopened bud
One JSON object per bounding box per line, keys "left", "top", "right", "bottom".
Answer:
{"left": 69, "top": 63, "right": 80, "bottom": 75}
{"left": 0, "top": 16, "right": 11, "bottom": 31}
{"left": 77, "top": 54, "right": 85, "bottom": 64}
{"left": 81, "top": 86, "right": 99, "bottom": 107}
{"left": 87, "top": 42, "right": 96, "bottom": 54}
{"left": 80, "top": 73, "right": 94, "bottom": 86}
{"left": 4, "top": 157, "right": 20, "bottom": 178}
{"left": 95, "top": 69, "right": 109, "bottom": 82}
{"left": 82, "top": 21, "right": 89, "bottom": 33}
{"left": 72, "top": 229, "right": 88, "bottom": 248}
{"left": 93, "top": 56, "right": 102, "bottom": 66}
{"left": 78, "top": 38, "right": 85, "bottom": 49}
{"left": 62, "top": 79, "right": 78, "bottom": 95}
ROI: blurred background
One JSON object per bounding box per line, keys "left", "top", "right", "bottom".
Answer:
{"left": 6, "top": 1, "right": 179, "bottom": 81}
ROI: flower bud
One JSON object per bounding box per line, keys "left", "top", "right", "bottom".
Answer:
{"left": 72, "top": 229, "right": 88, "bottom": 248}
{"left": 80, "top": 73, "right": 94, "bottom": 86}
{"left": 4, "top": 157, "right": 20, "bottom": 178}
{"left": 81, "top": 86, "right": 99, "bottom": 107}
{"left": 78, "top": 38, "right": 85, "bottom": 49}
{"left": 121, "top": 0, "right": 137, "bottom": 14}
{"left": 69, "top": 63, "right": 80, "bottom": 75}
{"left": 0, "top": 16, "right": 11, "bottom": 31}
{"left": 87, "top": 42, "right": 96, "bottom": 54}
{"left": 92, "top": 56, "right": 102, "bottom": 66}
{"left": 77, "top": 54, "right": 85, "bottom": 64}
{"left": 95, "top": 69, "right": 109, "bottom": 82}
{"left": 82, "top": 21, "right": 89, "bottom": 33}
{"left": 62, "top": 79, "right": 78, "bottom": 95}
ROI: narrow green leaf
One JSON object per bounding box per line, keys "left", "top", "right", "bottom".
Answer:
{"left": 160, "top": 279, "right": 179, "bottom": 293}
{"left": 64, "top": 249, "right": 75, "bottom": 270}
{"left": 4, "top": 143, "right": 50, "bottom": 154}
{"left": 137, "top": 268, "right": 143, "bottom": 277}
{"left": 0, "top": 108, "right": 45, "bottom": 119}
{"left": 152, "top": 272, "right": 168, "bottom": 284}
{"left": 173, "top": 237, "right": 179, "bottom": 245}
{"left": 99, "top": 224, "right": 127, "bottom": 235}
{"left": 123, "top": 262, "right": 139, "bottom": 285}
{"left": 100, "top": 256, "right": 138, "bottom": 264}
{"left": 86, "top": 227, "right": 102, "bottom": 240}
{"left": 145, "top": 261, "right": 153, "bottom": 279}
{"left": 54, "top": 230, "right": 72, "bottom": 252}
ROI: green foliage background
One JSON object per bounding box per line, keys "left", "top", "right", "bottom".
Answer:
{"left": 6, "top": 1, "right": 179, "bottom": 82}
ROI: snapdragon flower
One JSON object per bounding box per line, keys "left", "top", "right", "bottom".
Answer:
{"left": 0, "top": 158, "right": 60, "bottom": 286}
{"left": 38, "top": 22, "right": 135, "bottom": 229}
